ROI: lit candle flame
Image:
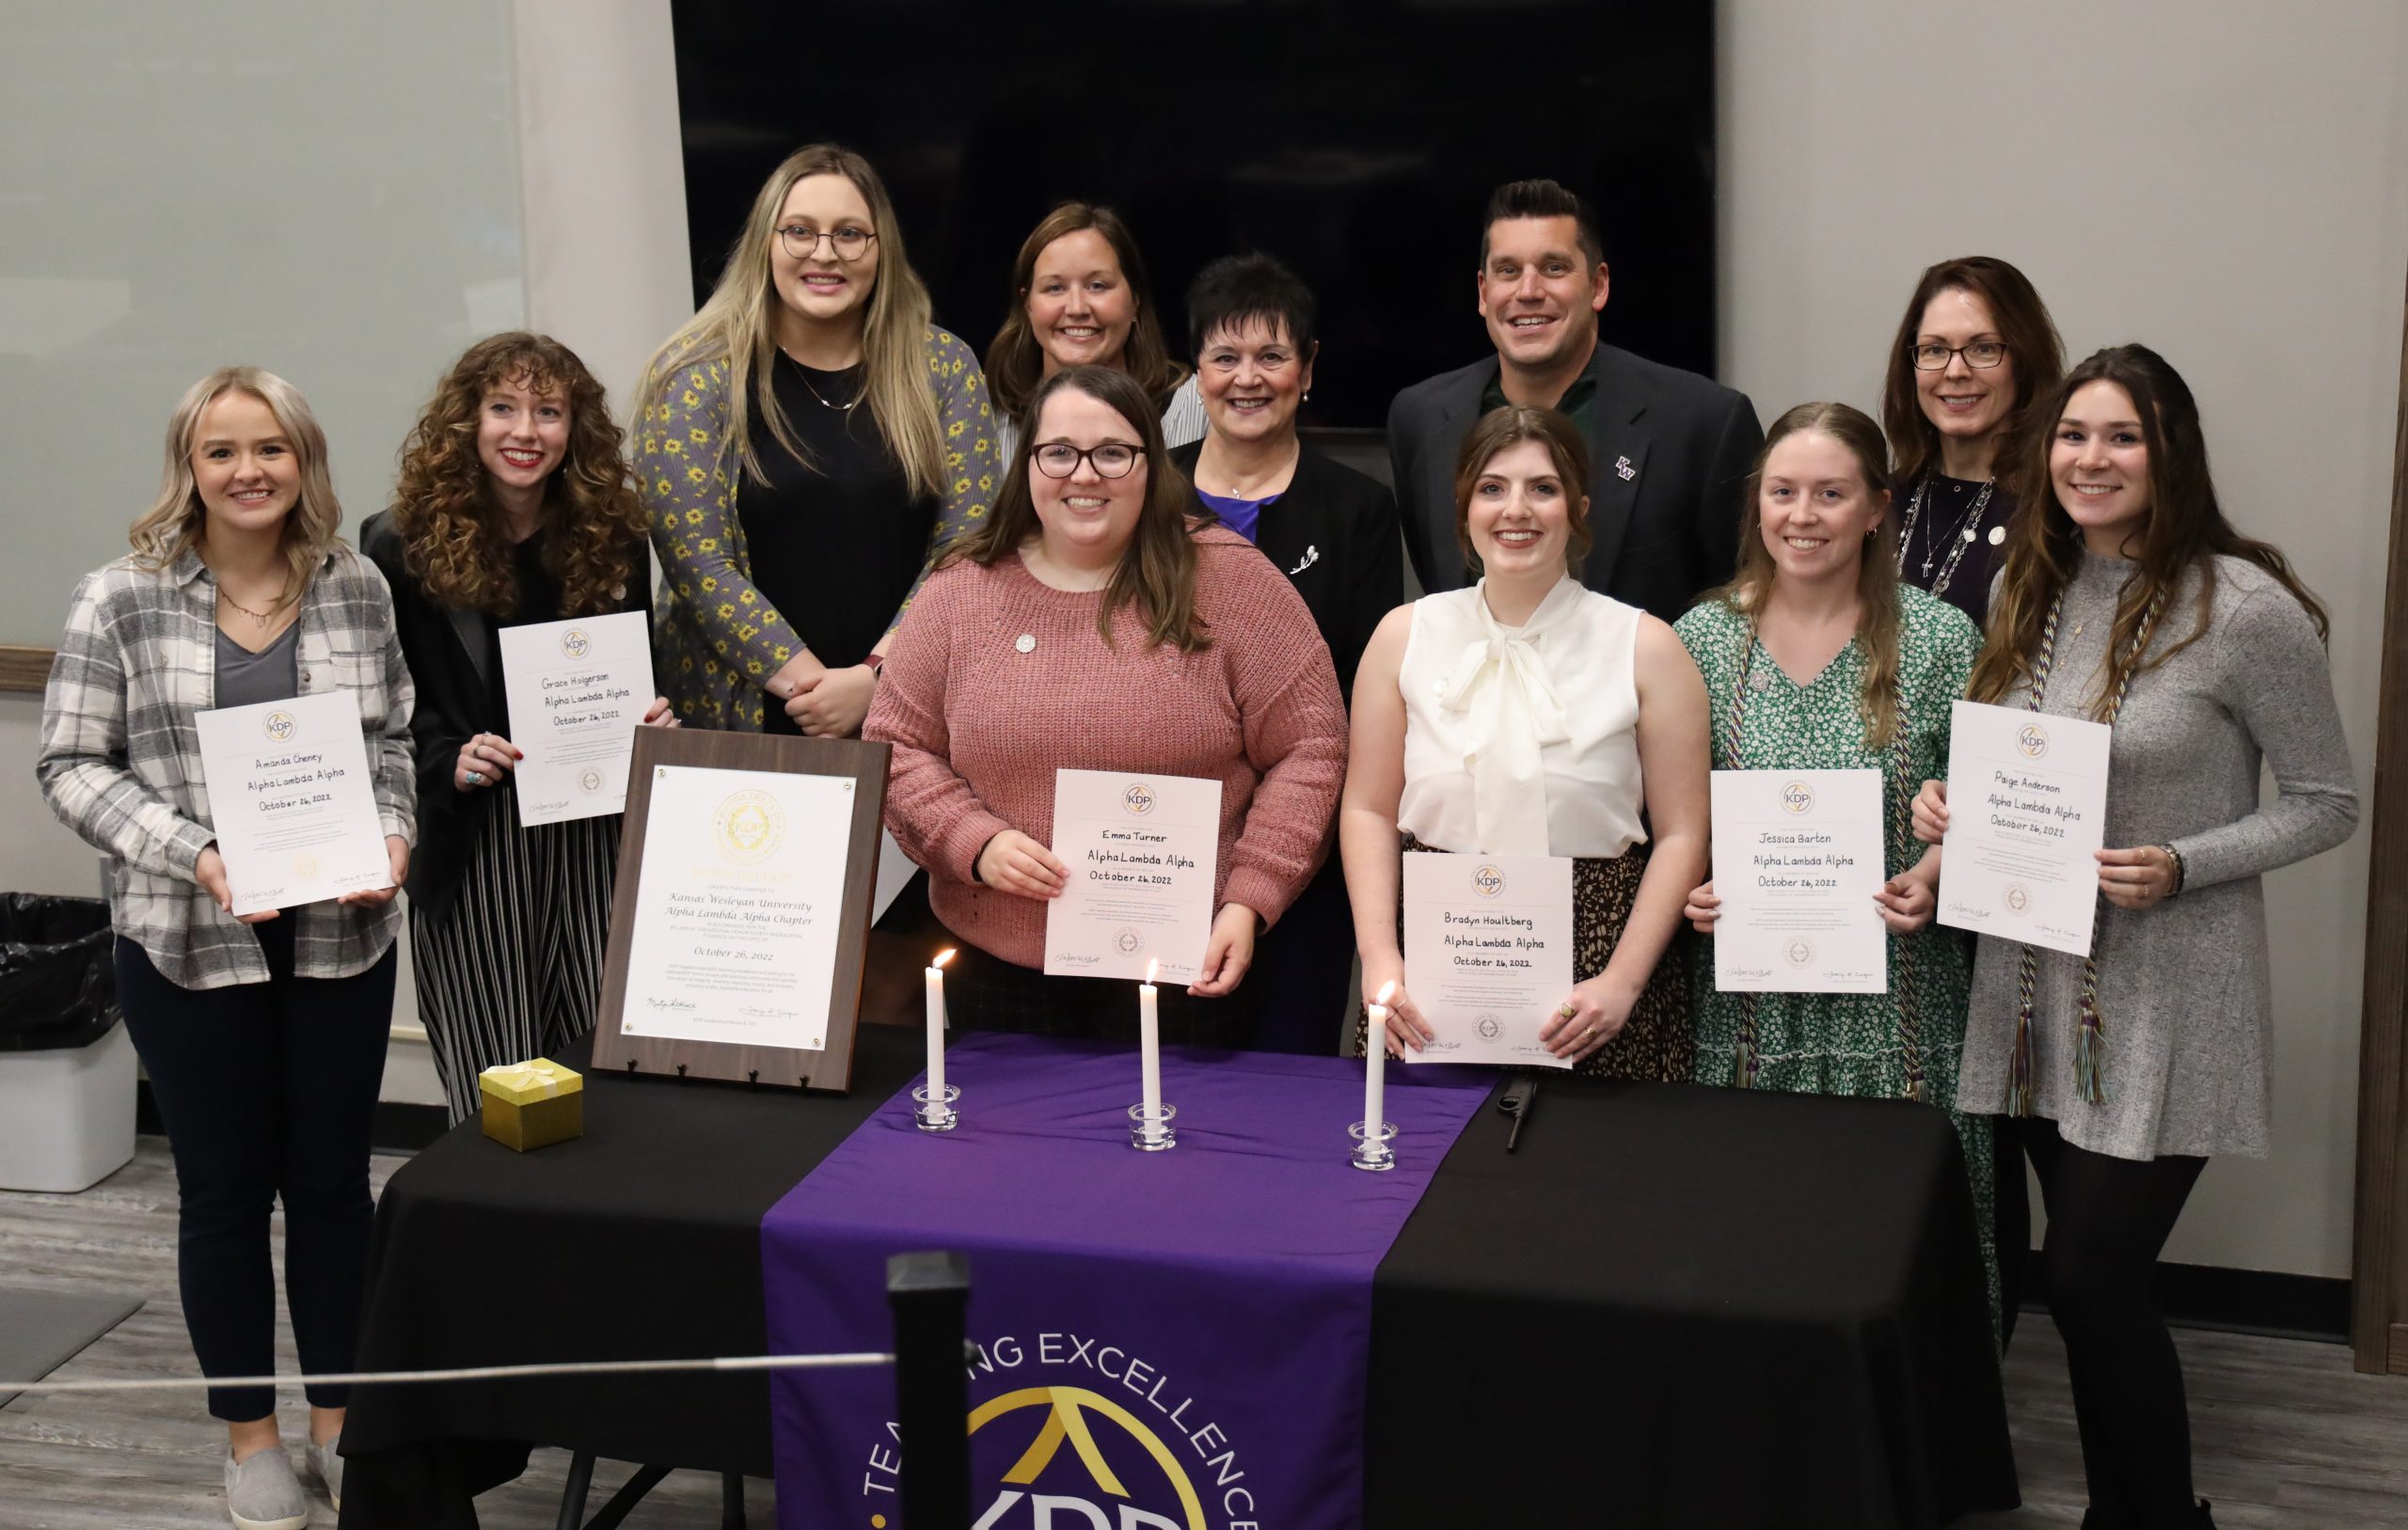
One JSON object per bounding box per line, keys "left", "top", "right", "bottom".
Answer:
{"left": 1373, "top": 981, "right": 1396, "bottom": 1007}
{"left": 932, "top": 948, "right": 956, "bottom": 970}
{"left": 1145, "top": 958, "right": 1160, "bottom": 985}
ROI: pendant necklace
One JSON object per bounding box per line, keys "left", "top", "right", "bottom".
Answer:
{"left": 217, "top": 583, "right": 288, "bottom": 630}
{"left": 784, "top": 347, "right": 864, "bottom": 413}
{"left": 1894, "top": 471, "right": 1994, "bottom": 598}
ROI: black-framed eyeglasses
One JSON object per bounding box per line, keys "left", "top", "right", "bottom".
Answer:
{"left": 1909, "top": 340, "right": 2009, "bottom": 371}
{"left": 778, "top": 225, "right": 877, "bottom": 262}
{"left": 1033, "top": 442, "right": 1142, "bottom": 479}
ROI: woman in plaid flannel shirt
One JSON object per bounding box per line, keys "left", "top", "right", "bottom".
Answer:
{"left": 38, "top": 367, "right": 414, "bottom": 1526}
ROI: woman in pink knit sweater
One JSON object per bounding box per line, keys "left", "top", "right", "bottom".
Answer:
{"left": 865, "top": 366, "right": 1347, "bottom": 1044}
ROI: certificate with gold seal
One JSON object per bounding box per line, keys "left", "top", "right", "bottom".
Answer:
{"left": 1938, "top": 700, "right": 2113, "bottom": 956}
{"left": 498, "top": 609, "right": 655, "bottom": 826}
{"left": 1044, "top": 767, "right": 1222, "bottom": 984}
{"left": 193, "top": 691, "right": 394, "bottom": 916}
{"left": 1402, "top": 851, "right": 1576, "bottom": 1068}
{"left": 1708, "top": 767, "right": 1887, "bottom": 994}
{"left": 617, "top": 764, "right": 857, "bottom": 1051}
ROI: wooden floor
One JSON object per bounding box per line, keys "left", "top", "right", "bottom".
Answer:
{"left": 4, "top": 1143, "right": 2406, "bottom": 1527}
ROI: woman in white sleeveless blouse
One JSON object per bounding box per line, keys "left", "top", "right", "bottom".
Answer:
{"left": 1340, "top": 405, "right": 1710, "bottom": 1079}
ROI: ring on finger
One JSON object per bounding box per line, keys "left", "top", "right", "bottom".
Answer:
{"left": 465, "top": 769, "right": 485, "bottom": 786}
{"left": 1558, "top": 1002, "right": 1576, "bottom": 1018}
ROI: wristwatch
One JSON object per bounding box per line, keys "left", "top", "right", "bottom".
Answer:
{"left": 864, "top": 652, "right": 886, "bottom": 676}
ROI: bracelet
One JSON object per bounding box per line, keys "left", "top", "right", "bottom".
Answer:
{"left": 2158, "top": 843, "right": 2186, "bottom": 897}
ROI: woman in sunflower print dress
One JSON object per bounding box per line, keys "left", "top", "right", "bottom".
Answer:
{"left": 1676, "top": 401, "right": 1996, "bottom": 1317}
{"left": 635, "top": 143, "right": 995, "bottom": 733}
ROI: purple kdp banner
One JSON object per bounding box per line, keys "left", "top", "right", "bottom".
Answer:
{"left": 761, "top": 1033, "right": 1489, "bottom": 1530}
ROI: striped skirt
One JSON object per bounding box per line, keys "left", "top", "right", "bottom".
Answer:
{"left": 408, "top": 786, "right": 621, "bottom": 1123}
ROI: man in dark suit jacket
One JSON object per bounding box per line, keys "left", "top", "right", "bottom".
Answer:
{"left": 1387, "top": 179, "right": 1764, "bottom": 621}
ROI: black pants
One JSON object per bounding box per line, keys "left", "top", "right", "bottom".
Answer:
{"left": 114, "top": 923, "right": 396, "bottom": 1422}
{"left": 2015, "top": 1116, "right": 2208, "bottom": 1529}
{"left": 945, "top": 935, "right": 1251, "bottom": 1048}
{"left": 1244, "top": 854, "right": 1354, "bottom": 1055}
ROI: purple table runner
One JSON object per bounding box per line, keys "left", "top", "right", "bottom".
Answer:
{"left": 761, "top": 1032, "right": 1491, "bottom": 1529}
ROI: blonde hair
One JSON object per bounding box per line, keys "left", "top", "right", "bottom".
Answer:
{"left": 634, "top": 143, "right": 946, "bottom": 499}
{"left": 129, "top": 367, "right": 341, "bottom": 605}
{"left": 1707, "top": 402, "right": 1904, "bottom": 748}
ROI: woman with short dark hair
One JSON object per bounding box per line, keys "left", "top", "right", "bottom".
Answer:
{"left": 1168, "top": 252, "right": 1402, "bottom": 1051}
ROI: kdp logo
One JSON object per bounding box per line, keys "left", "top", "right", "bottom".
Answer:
{"left": 560, "top": 626, "right": 592, "bottom": 660}
{"left": 1780, "top": 780, "right": 1815, "bottom": 815}
{"left": 962, "top": 1387, "right": 1203, "bottom": 1529}
{"left": 1121, "top": 782, "right": 1156, "bottom": 816}
{"left": 261, "top": 709, "right": 296, "bottom": 743}
{"left": 860, "top": 1333, "right": 1251, "bottom": 1530}
{"left": 1471, "top": 864, "right": 1506, "bottom": 898}
{"left": 2017, "top": 722, "right": 2050, "bottom": 759}
{"left": 713, "top": 788, "right": 786, "bottom": 864}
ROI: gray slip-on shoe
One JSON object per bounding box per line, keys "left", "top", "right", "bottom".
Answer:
{"left": 224, "top": 1447, "right": 309, "bottom": 1530}
{"left": 305, "top": 1431, "right": 343, "bottom": 1510}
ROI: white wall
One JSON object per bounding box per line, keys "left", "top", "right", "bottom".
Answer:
{"left": 1720, "top": 0, "right": 2408, "bottom": 1277}
{"left": 0, "top": 2, "right": 691, "bottom": 1112}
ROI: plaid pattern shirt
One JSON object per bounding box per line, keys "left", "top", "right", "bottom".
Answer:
{"left": 38, "top": 545, "right": 418, "bottom": 990}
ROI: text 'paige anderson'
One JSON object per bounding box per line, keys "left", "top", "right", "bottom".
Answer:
{"left": 1986, "top": 768, "right": 2085, "bottom": 840}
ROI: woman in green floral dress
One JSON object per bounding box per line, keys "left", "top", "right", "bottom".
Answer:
{"left": 1674, "top": 401, "right": 1996, "bottom": 1321}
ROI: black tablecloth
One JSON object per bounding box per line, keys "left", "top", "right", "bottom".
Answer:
{"left": 340, "top": 1028, "right": 2015, "bottom": 1529}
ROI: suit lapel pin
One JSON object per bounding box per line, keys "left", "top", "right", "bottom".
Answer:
{"left": 1615, "top": 455, "right": 1637, "bottom": 481}
{"left": 1287, "top": 544, "right": 1319, "bottom": 576}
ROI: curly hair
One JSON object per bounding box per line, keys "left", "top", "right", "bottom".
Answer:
{"left": 390, "top": 332, "right": 647, "bottom": 618}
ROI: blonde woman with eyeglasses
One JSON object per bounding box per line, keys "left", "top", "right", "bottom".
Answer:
{"left": 638, "top": 143, "right": 997, "bottom": 736}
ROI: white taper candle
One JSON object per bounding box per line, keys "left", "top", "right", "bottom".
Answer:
{"left": 1366, "top": 981, "right": 1395, "bottom": 1142}
{"left": 925, "top": 949, "right": 954, "bottom": 1097}
{"left": 1140, "top": 958, "right": 1163, "bottom": 1130}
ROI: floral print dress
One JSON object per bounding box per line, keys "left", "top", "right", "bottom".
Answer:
{"left": 1674, "top": 587, "right": 1998, "bottom": 1325}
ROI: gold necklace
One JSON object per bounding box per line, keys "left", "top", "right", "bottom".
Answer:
{"left": 217, "top": 583, "right": 289, "bottom": 629}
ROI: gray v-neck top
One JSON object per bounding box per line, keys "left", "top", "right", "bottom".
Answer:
{"left": 213, "top": 622, "right": 301, "bottom": 709}
{"left": 1957, "top": 551, "right": 2358, "bottom": 1159}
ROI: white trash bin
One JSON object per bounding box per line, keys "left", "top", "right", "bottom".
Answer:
{"left": 0, "top": 1017, "right": 137, "bottom": 1192}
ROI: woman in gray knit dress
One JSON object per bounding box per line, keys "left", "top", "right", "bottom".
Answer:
{"left": 1914, "top": 346, "right": 2357, "bottom": 1530}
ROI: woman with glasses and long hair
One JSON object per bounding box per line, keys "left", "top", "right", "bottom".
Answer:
{"left": 39, "top": 368, "right": 414, "bottom": 1526}
{"left": 985, "top": 201, "right": 1204, "bottom": 461}
{"left": 1168, "top": 252, "right": 1402, "bottom": 1052}
{"left": 1344, "top": 406, "right": 1709, "bottom": 1080}
{"left": 866, "top": 365, "right": 1346, "bottom": 1044}
{"left": 638, "top": 143, "right": 996, "bottom": 735}
{"left": 1676, "top": 402, "right": 1998, "bottom": 1321}
{"left": 1879, "top": 256, "right": 2065, "bottom": 627}
{"left": 1914, "top": 346, "right": 2356, "bottom": 1529}
{"left": 364, "top": 332, "right": 673, "bottom": 1125}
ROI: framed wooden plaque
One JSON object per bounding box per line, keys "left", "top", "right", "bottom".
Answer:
{"left": 591, "top": 726, "right": 890, "bottom": 1093}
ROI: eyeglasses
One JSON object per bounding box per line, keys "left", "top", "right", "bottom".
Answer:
{"left": 1033, "top": 442, "right": 1142, "bottom": 479}
{"left": 778, "top": 225, "right": 877, "bottom": 262}
{"left": 1909, "top": 340, "right": 2009, "bottom": 371}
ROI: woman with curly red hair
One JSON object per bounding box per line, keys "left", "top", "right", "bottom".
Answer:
{"left": 363, "top": 332, "right": 672, "bottom": 1122}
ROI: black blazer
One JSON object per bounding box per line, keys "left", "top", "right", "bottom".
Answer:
{"left": 359, "top": 511, "right": 650, "bottom": 913}
{"left": 1169, "top": 440, "right": 1403, "bottom": 702}
{"left": 1385, "top": 343, "right": 1764, "bottom": 623}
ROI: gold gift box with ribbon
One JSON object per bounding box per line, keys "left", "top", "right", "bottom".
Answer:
{"left": 478, "top": 1058, "right": 583, "bottom": 1152}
